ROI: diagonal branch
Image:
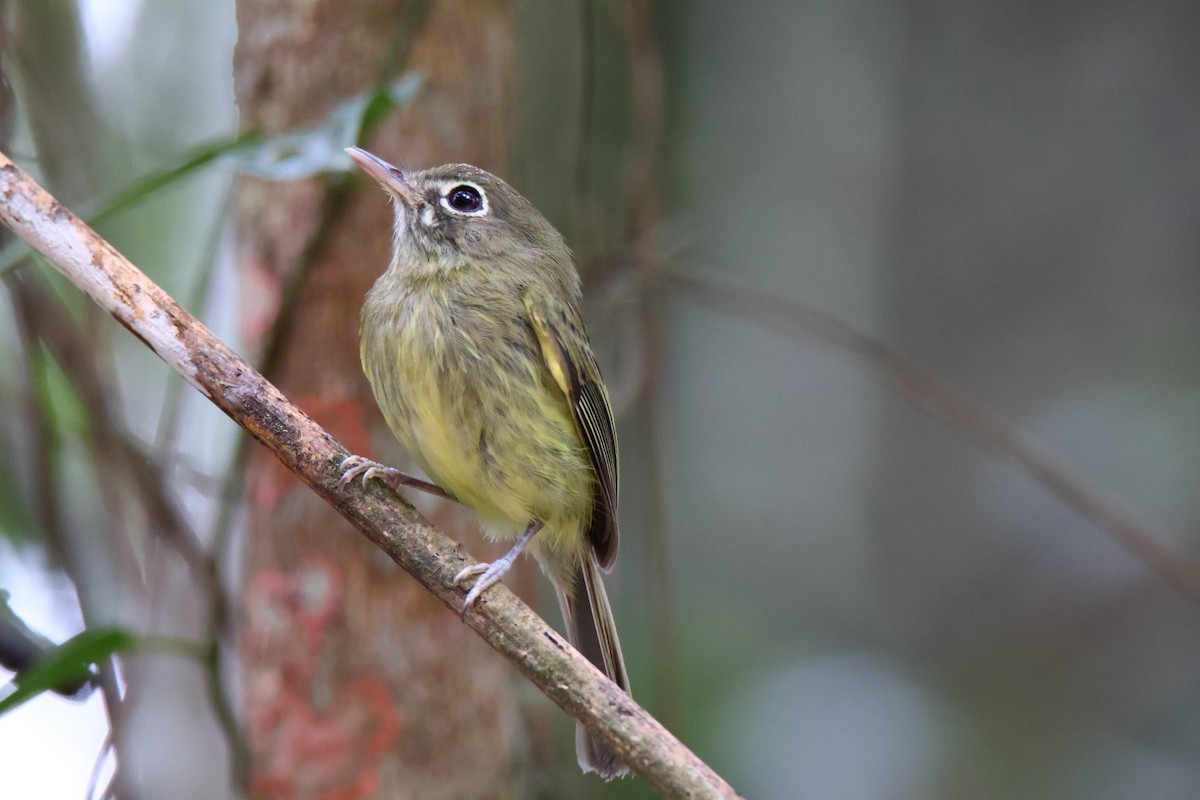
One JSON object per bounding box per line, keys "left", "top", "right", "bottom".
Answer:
{"left": 669, "top": 270, "right": 1200, "bottom": 603}
{"left": 0, "top": 151, "right": 741, "bottom": 800}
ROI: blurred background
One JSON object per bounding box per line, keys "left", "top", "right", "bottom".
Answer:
{"left": 1, "top": 0, "right": 1199, "bottom": 798}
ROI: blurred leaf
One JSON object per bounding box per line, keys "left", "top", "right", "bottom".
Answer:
{"left": 37, "top": 341, "right": 91, "bottom": 440}
{"left": 234, "top": 73, "right": 423, "bottom": 181}
{"left": 0, "top": 627, "right": 133, "bottom": 715}
{"left": 0, "top": 73, "right": 423, "bottom": 276}
{"left": 0, "top": 132, "right": 259, "bottom": 277}
{"left": 0, "top": 590, "right": 89, "bottom": 698}
{"left": 357, "top": 73, "right": 424, "bottom": 142}
{"left": 0, "top": 432, "right": 36, "bottom": 545}
{"left": 0, "top": 309, "right": 85, "bottom": 547}
{"left": 0, "top": 465, "right": 35, "bottom": 546}
{"left": 87, "top": 134, "right": 261, "bottom": 228}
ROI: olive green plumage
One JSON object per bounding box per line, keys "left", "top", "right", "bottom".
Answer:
{"left": 342, "top": 148, "right": 629, "bottom": 779}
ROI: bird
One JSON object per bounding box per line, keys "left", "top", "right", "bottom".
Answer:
{"left": 338, "top": 146, "right": 630, "bottom": 779}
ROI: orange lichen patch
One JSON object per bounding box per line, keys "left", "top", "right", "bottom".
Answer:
{"left": 250, "top": 676, "right": 403, "bottom": 800}
{"left": 242, "top": 555, "right": 344, "bottom": 669}
{"left": 243, "top": 558, "right": 402, "bottom": 799}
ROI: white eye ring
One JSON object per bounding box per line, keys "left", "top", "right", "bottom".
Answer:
{"left": 439, "top": 181, "right": 488, "bottom": 216}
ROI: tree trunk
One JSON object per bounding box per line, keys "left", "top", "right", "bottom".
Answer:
{"left": 232, "top": 2, "right": 522, "bottom": 796}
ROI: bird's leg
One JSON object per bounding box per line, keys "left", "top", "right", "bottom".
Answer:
{"left": 338, "top": 454, "right": 454, "bottom": 500}
{"left": 454, "top": 519, "right": 544, "bottom": 615}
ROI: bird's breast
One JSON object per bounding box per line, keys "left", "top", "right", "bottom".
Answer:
{"left": 359, "top": 277, "right": 593, "bottom": 538}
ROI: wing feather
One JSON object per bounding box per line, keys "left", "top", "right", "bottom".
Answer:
{"left": 523, "top": 288, "right": 620, "bottom": 570}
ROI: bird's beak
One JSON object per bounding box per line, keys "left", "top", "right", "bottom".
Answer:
{"left": 346, "top": 147, "right": 419, "bottom": 205}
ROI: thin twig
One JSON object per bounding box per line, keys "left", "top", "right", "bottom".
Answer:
{"left": 0, "top": 151, "right": 741, "bottom": 800}
{"left": 85, "top": 733, "right": 114, "bottom": 800}
{"left": 669, "top": 268, "right": 1200, "bottom": 604}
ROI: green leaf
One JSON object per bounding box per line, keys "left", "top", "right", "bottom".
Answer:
{"left": 0, "top": 627, "right": 134, "bottom": 715}
{"left": 0, "top": 132, "right": 260, "bottom": 278}
{"left": 88, "top": 133, "right": 263, "bottom": 228}
{"left": 358, "top": 73, "right": 424, "bottom": 143}
{"left": 0, "top": 433, "right": 37, "bottom": 545}
{"left": 235, "top": 73, "right": 423, "bottom": 181}
{"left": 37, "top": 341, "right": 92, "bottom": 439}
{"left": 357, "top": 91, "right": 400, "bottom": 147}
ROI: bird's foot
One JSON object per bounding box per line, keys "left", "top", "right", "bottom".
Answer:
{"left": 454, "top": 520, "right": 543, "bottom": 617}
{"left": 337, "top": 455, "right": 452, "bottom": 499}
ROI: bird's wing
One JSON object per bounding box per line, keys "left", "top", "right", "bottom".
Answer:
{"left": 522, "top": 287, "right": 620, "bottom": 570}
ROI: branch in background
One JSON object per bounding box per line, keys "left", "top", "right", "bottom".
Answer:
{"left": 5, "top": 264, "right": 250, "bottom": 784}
{"left": 5, "top": 269, "right": 136, "bottom": 794}
{"left": 0, "top": 152, "right": 741, "bottom": 800}
{"left": 668, "top": 269, "right": 1200, "bottom": 604}
{"left": 615, "top": 0, "right": 682, "bottom": 730}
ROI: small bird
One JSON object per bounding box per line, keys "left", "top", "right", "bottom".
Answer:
{"left": 339, "top": 146, "right": 630, "bottom": 779}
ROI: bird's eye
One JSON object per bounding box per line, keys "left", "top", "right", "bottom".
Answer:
{"left": 445, "top": 184, "right": 485, "bottom": 214}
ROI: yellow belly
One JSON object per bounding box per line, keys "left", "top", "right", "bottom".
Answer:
{"left": 360, "top": 281, "right": 595, "bottom": 568}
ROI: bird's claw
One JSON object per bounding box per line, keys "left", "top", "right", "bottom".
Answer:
{"left": 452, "top": 520, "right": 542, "bottom": 618}
{"left": 337, "top": 455, "right": 396, "bottom": 491}
{"left": 454, "top": 559, "right": 515, "bottom": 618}
{"left": 338, "top": 454, "right": 451, "bottom": 499}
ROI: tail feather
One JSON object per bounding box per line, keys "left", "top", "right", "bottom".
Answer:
{"left": 554, "top": 550, "right": 630, "bottom": 780}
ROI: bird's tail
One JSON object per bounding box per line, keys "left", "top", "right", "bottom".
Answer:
{"left": 554, "top": 549, "right": 631, "bottom": 780}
